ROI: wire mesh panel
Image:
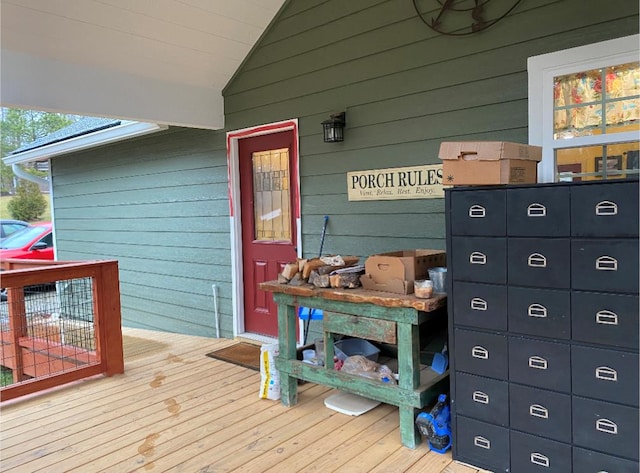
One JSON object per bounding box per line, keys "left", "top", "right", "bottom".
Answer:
{"left": 0, "top": 278, "right": 98, "bottom": 387}
{"left": 57, "top": 277, "right": 96, "bottom": 349}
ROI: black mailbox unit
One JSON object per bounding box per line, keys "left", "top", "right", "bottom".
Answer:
{"left": 445, "top": 179, "right": 639, "bottom": 473}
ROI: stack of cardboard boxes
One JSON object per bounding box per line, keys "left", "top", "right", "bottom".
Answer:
{"left": 439, "top": 141, "right": 542, "bottom": 186}
{"left": 360, "top": 249, "right": 446, "bottom": 295}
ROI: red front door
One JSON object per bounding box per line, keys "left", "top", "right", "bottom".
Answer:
{"left": 239, "top": 131, "right": 298, "bottom": 337}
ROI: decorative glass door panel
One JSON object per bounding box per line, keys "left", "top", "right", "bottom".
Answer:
{"left": 252, "top": 148, "right": 291, "bottom": 242}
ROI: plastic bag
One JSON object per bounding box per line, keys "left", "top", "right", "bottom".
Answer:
{"left": 340, "top": 355, "right": 397, "bottom": 384}
{"left": 259, "top": 343, "right": 281, "bottom": 400}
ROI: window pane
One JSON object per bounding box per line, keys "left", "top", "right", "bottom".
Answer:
{"left": 554, "top": 69, "right": 601, "bottom": 108}
{"left": 252, "top": 148, "right": 291, "bottom": 242}
{"left": 606, "top": 99, "right": 639, "bottom": 131}
{"left": 554, "top": 105, "right": 602, "bottom": 138}
{"left": 556, "top": 141, "right": 639, "bottom": 181}
{"left": 554, "top": 62, "right": 640, "bottom": 139}
{"left": 606, "top": 63, "right": 640, "bottom": 98}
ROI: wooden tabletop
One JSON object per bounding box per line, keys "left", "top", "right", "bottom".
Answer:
{"left": 259, "top": 280, "right": 446, "bottom": 312}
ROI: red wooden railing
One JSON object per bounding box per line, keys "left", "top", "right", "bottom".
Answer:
{"left": 0, "top": 259, "right": 124, "bottom": 401}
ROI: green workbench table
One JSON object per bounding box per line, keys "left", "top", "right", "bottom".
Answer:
{"left": 259, "top": 281, "right": 449, "bottom": 449}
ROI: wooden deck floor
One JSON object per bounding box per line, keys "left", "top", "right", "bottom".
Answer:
{"left": 0, "top": 328, "right": 486, "bottom": 473}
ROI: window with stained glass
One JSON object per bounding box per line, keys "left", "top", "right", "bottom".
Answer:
{"left": 529, "top": 35, "right": 640, "bottom": 182}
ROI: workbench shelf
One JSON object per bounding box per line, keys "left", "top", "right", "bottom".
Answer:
{"left": 259, "top": 282, "right": 449, "bottom": 449}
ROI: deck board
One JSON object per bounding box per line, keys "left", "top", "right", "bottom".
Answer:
{"left": 0, "top": 327, "right": 485, "bottom": 472}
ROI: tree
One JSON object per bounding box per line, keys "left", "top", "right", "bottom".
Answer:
{"left": 7, "top": 180, "right": 47, "bottom": 221}
{"left": 0, "top": 160, "right": 13, "bottom": 195}
{"left": 0, "top": 108, "right": 77, "bottom": 193}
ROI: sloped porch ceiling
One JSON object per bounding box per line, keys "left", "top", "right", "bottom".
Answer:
{"left": 0, "top": 0, "right": 286, "bottom": 130}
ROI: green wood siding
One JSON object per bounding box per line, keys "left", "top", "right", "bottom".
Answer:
{"left": 49, "top": 0, "right": 638, "bottom": 338}
{"left": 225, "top": 0, "right": 638, "bottom": 261}
{"left": 51, "top": 127, "right": 232, "bottom": 336}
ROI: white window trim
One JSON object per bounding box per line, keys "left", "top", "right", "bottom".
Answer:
{"left": 528, "top": 34, "right": 640, "bottom": 182}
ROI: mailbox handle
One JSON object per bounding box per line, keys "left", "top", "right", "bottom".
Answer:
{"left": 530, "top": 453, "right": 550, "bottom": 468}
{"left": 596, "top": 310, "right": 618, "bottom": 325}
{"left": 473, "top": 436, "right": 491, "bottom": 449}
{"left": 528, "top": 303, "right": 548, "bottom": 318}
{"left": 596, "top": 418, "right": 618, "bottom": 435}
{"left": 472, "top": 346, "right": 489, "bottom": 360}
{"left": 527, "top": 203, "right": 547, "bottom": 217}
{"left": 596, "top": 200, "right": 618, "bottom": 216}
{"left": 530, "top": 404, "right": 549, "bottom": 419}
{"left": 470, "top": 252, "right": 487, "bottom": 265}
{"left": 472, "top": 391, "right": 489, "bottom": 404}
{"left": 529, "top": 356, "right": 548, "bottom": 370}
{"left": 471, "top": 298, "right": 488, "bottom": 311}
{"left": 596, "top": 366, "right": 618, "bottom": 382}
{"left": 528, "top": 253, "right": 547, "bottom": 268}
{"left": 469, "top": 205, "right": 486, "bottom": 218}
{"left": 596, "top": 256, "right": 618, "bottom": 271}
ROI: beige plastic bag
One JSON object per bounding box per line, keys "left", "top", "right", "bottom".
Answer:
{"left": 259, "top": 343, "right": 281, "bottom": 400}
{"left": 341, "top": 355, "right": 397, "bottom": 384}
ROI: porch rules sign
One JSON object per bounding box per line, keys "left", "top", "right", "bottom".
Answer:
{"left": 347, "top": 164, "right": 444, "bottom": 201}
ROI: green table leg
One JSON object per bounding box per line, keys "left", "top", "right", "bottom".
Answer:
{"left": 276, "top": 298, "right": 298, "bottom": 406}
{"left": 397, "top": 321, "right": 422, "bottom": 448}
{"left": 399, "top": 406, "right": 421, "bottom": 449}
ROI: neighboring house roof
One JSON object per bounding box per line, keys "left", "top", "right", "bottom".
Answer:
{"left": 4, "top": 118, "right": 167, "bottom": 166}
{"left": 11, "top": 117, "right": 121, "bottom": 155}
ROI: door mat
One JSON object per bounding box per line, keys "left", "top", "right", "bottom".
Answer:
{"left": 205, "top": 342, "right": 261, "bottom": 371}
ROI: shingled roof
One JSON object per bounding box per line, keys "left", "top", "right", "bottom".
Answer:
{"left": 11, "top": 117, "right": 121, "bottom": 155}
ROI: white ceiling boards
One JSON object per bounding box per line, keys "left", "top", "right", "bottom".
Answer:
{"left": 0, "top": 0, "right": 286, "bottom": 129}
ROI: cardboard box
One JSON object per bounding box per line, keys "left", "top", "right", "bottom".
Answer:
{"left": 439, "top": 141, "right": 542, "bottom": 185}
{"left": 361, "top": 249, "right": 446, "bottom": 294}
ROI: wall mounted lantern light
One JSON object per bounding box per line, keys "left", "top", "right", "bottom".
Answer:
{"left": 322, "top": 112, "right": 346, "bottom": 143}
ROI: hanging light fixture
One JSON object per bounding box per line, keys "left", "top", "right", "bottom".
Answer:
{"left": 321, "top": 112, "right": 346, "bottom": 143}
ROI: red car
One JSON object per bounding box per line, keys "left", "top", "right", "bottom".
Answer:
{"left": 0, "top": 222, "right": 54, "bottom": 261}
